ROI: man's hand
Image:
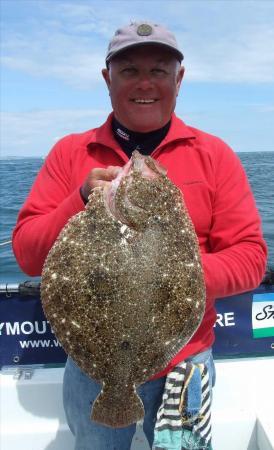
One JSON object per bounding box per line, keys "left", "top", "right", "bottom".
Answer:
{"left": 80, "top": 166, "right": 121, "bottom": 202}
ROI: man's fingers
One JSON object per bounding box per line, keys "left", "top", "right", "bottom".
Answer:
{"left": 91, "top": 166, "right": 121, "bottom": 182}
{"left": 81, "top": 165, "right": 121, "bottom": 201}
{"left": 92, "top": 179, "right": 110, "bottom": 189}
{"left": 107, "top": 165, "right": 122, "bottom": 178}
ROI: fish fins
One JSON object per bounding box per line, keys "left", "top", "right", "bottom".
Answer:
{"left": 91, "top": 385, "right": 145, "bottom": 428}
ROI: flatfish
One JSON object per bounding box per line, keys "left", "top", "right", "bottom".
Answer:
{"left": 41, "top": 150, "right": 205, "bottom": 428}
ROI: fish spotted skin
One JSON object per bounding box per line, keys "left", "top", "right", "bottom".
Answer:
{"left": 41, "top": 151, "right": 205, "bottom": 428}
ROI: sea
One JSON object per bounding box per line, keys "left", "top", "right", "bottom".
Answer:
{"left": 0, "top": 152, "right": 273, "bottom": 284}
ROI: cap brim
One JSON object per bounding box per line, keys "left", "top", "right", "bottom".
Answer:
{"left": 106, "top": 41, "right": 184, "bottom": 66}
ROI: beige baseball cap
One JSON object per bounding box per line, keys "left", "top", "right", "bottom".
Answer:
{"left": 106, "top": 21, "right": 184, "bottom": 66}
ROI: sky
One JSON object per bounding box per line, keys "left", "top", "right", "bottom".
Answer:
{"left": 1, "top": 0, "right": 274, "bottom": 157}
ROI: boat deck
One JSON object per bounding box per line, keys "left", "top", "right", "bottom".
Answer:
{"left": 1, "top": 357, "right": 274, "bottom": 450}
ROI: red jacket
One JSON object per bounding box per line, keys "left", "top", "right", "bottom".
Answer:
{"left": 12, "top": 113, "right": 267, "bottom": 377}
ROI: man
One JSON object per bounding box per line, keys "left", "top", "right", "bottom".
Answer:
{"left": 13, "top": 22, "right": 267, "bottom": 449}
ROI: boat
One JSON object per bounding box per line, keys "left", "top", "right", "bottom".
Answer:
{"left": 1, "top": 271, "right": 274, "bottom": 450}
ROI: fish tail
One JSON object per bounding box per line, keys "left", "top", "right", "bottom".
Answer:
{"left": 91, "top": 385, "right": 145, "bottom": 428}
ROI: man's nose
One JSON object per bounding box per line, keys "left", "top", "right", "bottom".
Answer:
{"left": 136, "top": 72, "right": 154, "bottom": 89}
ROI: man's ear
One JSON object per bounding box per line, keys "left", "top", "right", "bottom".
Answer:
{"left": 176, "top": 66, "right": 185, "bottom": 96}
{"left": 102, "top": 68, "right": 111, "bottom": 90}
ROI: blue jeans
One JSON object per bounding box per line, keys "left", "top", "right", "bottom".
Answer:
{"left": 63, "top": 349, "right": 216, "bottom": 450}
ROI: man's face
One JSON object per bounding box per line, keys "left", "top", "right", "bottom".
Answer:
{"left": 102, "top": 45, "right": 184, "bottom": 132}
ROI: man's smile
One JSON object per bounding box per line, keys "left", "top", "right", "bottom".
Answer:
{"left": 130, "top": 99, "right": 158, "bottom": 104}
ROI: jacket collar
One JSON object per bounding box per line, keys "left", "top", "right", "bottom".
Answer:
{"left": 87, "top": 112, "right": 196, "bottom": 157}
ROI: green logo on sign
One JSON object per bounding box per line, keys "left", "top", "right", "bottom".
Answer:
{"left": 252, "top": 293, "right": 274, "bottom": 338}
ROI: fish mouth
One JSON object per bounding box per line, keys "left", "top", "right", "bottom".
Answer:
{"left": 103, "top": 151, "right": 166, "bottom": 226}
{"left": 104, "top": 180, "right": 145, "bottom": 227}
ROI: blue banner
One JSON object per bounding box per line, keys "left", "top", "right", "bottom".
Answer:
{"left": 0, "top": 291, "right": 66, "bottom": 367}
{"left": 213, "top": 284, "right": 274, "bottom": 358}
{"left": 0, "top": 282, "right": 274, "bottom": 368}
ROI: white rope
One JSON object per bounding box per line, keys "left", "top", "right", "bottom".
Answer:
{"left": 0, "top": 240, "right": 12, "bottom": 247}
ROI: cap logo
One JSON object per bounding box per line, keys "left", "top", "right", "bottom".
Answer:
{"left": 137, "top": 24, "right": 153, "bottom": 36}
